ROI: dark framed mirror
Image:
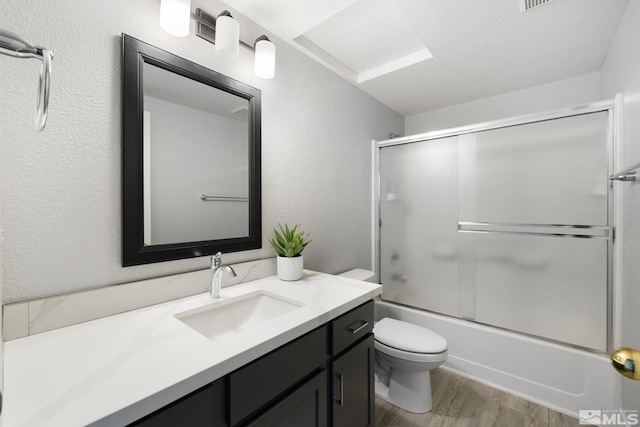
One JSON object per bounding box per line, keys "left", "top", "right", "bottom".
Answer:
{"left": 122, "top": 34, "right": 261, "bottom": 266}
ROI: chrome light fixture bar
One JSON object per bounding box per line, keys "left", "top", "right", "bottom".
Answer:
{"left": 158, "top": 0, "right": 276, "bottom": 79}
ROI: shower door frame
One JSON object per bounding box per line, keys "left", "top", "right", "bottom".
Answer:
{"left": 373, "top": 100, "right": 616, "bottom": 352}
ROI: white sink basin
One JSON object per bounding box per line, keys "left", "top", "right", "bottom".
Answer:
{"left": 175, "top": 291, "right": 304, "bottom": 341}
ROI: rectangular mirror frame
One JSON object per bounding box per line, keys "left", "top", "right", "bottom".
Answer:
{"left": 122, "top": 34, "right": 262, "bottom": 266}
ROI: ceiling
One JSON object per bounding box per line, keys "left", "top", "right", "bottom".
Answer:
{"left": 144, "top": 62, "right": 249, "bottom": 122}
{"left": 224, "top": 0, "right": 630, "bottom": 116}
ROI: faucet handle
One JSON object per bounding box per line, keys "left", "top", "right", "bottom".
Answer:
{"left": 212, "top": 252, "right": 222, "bottom": 268}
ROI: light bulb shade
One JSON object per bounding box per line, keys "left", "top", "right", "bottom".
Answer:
{"left": 215, "top": 15, "right": 239, "bottom": 57}
{"left": 159, "top": 0, "right": 191, "bottom": 37}
{"left": 254, "top": 38, "right": 276, "bottom": 79}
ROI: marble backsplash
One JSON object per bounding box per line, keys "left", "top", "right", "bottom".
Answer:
{"left": 3, "top": 258, "right": 276, "bottom": 341}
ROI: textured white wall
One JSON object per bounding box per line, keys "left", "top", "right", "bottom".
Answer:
{"left": 600, "top": 0, "right": 640, "bottom": 412}
{"left": 0, "top": 0, "right": 403, "bottom": 302}
{"left": 405, "top": 72, "right": 601, "bottom": 134}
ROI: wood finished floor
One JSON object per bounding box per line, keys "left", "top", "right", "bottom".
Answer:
{"left": 375, "top": 369, "right": 586, "bottom": 427}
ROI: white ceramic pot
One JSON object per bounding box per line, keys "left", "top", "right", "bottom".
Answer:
{"left": 277, "top": 255, "right": 304, "bottom": 281}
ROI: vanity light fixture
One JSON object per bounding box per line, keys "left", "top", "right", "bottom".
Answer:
{"left": 213, "top": 11, "right": 240, "bottom": 57}
{"left": 158, "top": 0, "right": 276, "bottom": 79}
{"left": 254, "top": 36, "right": 276, "bottom": 79}
{"left": 159, "top": 0, "right": 191, "bottom": 37}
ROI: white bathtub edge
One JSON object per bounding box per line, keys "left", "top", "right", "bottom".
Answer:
{"left": 374, "top": 300, "right": 623, "bottom": 418}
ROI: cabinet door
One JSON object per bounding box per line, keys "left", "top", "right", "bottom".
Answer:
{"left": 229, "top": 326, "right": 327, "bottom": 425}
{"left": 331, "top": 335, "right": 374, "bottom": 427}
{"left": 246, "top": 370, "right": 327, "bottom": 427}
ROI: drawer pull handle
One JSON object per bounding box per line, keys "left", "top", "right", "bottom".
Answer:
{"left": 345, "top": 320, "right": 368, "bottom": 334}
{"left": 335, "top": 373, "right": 344, "bottom": 406}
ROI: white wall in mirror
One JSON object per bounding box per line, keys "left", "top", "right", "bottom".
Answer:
{"left": 144, "top": 95, "right": 249, "bottom": 245}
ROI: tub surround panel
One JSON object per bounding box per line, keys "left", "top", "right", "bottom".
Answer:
{"left": 3, "top": 258, "right": 276, "bottom": 340}
{"left": 4, "top": 271, "right": 381, "bottom": 426}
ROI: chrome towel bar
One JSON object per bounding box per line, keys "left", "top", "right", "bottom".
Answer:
{"left": 610, "top": 160, "right": 640, "bottom": 182}
{"left": 0, "top": 28, "right": 53, "bottom": 131}
{"left": 200, "top": 194, "right": 248, "bottom": 202}
{"left": 458, "top": 222, "right": 610, "bottom": 240}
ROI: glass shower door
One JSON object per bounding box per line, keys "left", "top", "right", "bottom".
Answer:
{"left": 379, "top": 136, "right": 460, "bottom": 317}
{"left": 379, "top": 110, "right": 611, "bottom": 351}
{"left": 458, "top": 112, "right": 610, "bottom": 350}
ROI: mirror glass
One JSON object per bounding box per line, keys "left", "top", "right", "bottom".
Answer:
{"left": 122, "top": 34, "right": 261, "bottom": 266}
{"left": 143, "top": 62, "right": 250, "bottom": 245}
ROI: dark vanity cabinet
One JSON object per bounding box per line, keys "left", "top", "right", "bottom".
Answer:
{"left": 330, "top": 301, "right": 375, "bottom": 427}
{"left": 129, "top": 301, "right": 374, "bottom": 427}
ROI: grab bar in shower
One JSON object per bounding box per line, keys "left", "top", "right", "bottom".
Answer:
{"left": 609, "top": 160, "right": 640, "bottom": 182}
{"left": 200, "top": 194, "right": 248, "bottom": 202}
{"left": 0, "top": 28, "right": 53, "bottom": 131}
{"left": 458, "top": 222, "right": 611, "bottom": 240}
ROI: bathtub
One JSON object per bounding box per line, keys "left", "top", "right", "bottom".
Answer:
{"left": 375, "top": 300, "right": 622, "bottom": 417}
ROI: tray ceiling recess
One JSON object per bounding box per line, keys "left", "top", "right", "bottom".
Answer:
{"left": 224, "top": 0, "right": 630, "bottom": 116}
{"left": 293, "top": 0, "right": 433, "bottom": 84}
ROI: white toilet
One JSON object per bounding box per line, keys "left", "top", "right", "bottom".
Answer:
{"left": 373, "top": 318, "right": 448, "bottom": 413}
{"left": 336, "top": 269, "right": 448, "bottom": 413}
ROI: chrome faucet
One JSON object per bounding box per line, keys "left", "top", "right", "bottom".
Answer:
{"left": 210, "top": 252, "right": 237, "bottom": 298}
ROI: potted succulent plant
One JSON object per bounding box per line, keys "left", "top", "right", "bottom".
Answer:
{"left": 269, "top": 224, "right": 311, "bottom": 281}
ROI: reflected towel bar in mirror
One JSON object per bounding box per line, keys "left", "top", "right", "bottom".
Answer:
{"left": 200, "top": 194, "right": 249, "bottom": 202}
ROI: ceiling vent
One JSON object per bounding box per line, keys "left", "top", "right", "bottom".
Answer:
{"left": 520, "top": 0, "right": 556, "bottom": 12}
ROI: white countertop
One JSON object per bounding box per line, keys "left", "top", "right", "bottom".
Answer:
{"left": 4, "top": 271, "right": 382, "bottom": 427}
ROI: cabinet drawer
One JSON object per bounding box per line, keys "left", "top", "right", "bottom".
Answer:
{"left": 128, "top": 380, "right": 225, "bottom": 427}
{"left": 331, "top": 301, "right": 373, "bottom": 356}
{"left": 229, "top": 325, "right": 328, "bottom": 425}
{"left": 247, "top": 370, "right": 327, "bottom": 427}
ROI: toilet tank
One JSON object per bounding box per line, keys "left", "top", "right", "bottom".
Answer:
{"left": 338, "top": 269, "right": 376, "bottom": 283}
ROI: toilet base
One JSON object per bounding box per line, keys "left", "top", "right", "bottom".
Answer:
{"left": 374, "top": 369, "right": 433, "bottom": 413}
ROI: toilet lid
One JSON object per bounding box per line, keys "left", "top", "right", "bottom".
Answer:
{"left": 374, "top": 318, "right": 447, "bottom": 354}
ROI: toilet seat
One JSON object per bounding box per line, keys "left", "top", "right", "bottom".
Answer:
{"left": 375, "top": 339, "right": 448, "bottom": 363}
{"left": 374, "top": 317, "right": 448, "bottom": 413}
{"left": 374, "top": 318, "right": 447, "bottom": 354}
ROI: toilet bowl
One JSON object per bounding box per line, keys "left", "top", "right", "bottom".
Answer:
{"left": 373, "top": 317, "right": 448, "bottom": 413}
